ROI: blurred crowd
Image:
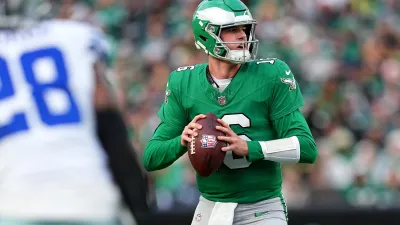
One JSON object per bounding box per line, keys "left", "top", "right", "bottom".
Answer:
{"left": 69, "top": 0, "right": 400, "bottom": 211}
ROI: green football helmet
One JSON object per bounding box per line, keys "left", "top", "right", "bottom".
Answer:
{"left": 192, "top": 0, "right": 259, "bottom": 64}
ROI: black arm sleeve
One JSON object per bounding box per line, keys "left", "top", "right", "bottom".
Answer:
{"left": 96, "top": 108, "right": 154, "bottom": 219}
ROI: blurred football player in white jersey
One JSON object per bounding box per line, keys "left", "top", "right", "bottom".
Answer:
{"left": 0, "top": 1, "right": 150, "bottom": 225}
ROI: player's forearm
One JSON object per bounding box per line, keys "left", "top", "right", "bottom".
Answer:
{"left": 247, "top": 137, "right": 299, "bottom": 163}
{"left": 247, "top": 135, "right": 316, "bottom": 164}
{"left": 142, "top": 135, "right": 187, "bottom": 171}
{"left": 247, "top": 109, "right": 318, "bottom": 164}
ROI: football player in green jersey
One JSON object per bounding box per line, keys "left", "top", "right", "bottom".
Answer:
{"left": 142, "top": 0, "right": 318, "bottom": 225}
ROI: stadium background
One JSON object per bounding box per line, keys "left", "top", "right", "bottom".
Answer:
{"left": 26, "top": 0, "right": 400, "bottom": 224}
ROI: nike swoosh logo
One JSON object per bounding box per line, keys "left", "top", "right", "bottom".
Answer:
{"left": 285, "top": 70, "right": 291, "bottom": 75}
{"left": 254, "top": 211, "right": 267, "bottom": 217}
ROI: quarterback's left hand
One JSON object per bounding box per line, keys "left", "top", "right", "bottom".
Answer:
{"left": 216, "top": 119, "right": 248, "bottom": 156}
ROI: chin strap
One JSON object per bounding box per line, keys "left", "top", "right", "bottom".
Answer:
{"left": 225, "top": 49, "right": 252, "bottom": 63}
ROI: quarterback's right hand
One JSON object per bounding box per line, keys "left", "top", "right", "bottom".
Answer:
{"left": 181, "top": 114, "right": 206, "bottom": 147}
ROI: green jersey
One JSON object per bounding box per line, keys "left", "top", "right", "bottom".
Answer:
{"left": 143, "top": 58, "right": 317, "bottom": 203}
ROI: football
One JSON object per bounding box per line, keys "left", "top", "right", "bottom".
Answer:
{"left": 187, "top": 113, "right": 227, "bottom": 177}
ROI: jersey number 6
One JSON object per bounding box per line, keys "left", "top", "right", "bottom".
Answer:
{"left": 221, "top": 113, "right": 252, "bottom": 169}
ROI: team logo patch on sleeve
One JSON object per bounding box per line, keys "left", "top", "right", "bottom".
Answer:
{"left": 201, "top": 135, "right": 217, "bottom": 148}
{"left": 280, "top": 78, "right": 296, "bottom": 91}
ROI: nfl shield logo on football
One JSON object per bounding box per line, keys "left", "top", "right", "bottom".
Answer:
{"left": 218, "top": 96, "right": 226, "bottom": 105}
{"left": 201, "top": 135, "right": 217, "bottom": 148}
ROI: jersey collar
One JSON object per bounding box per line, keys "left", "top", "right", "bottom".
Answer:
{"left": 200, "top": 63, "right": 248, "bottom": 106}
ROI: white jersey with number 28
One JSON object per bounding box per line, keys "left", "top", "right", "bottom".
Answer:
{"left": 0, "top": 20, "right": 120, "bottom": 221}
